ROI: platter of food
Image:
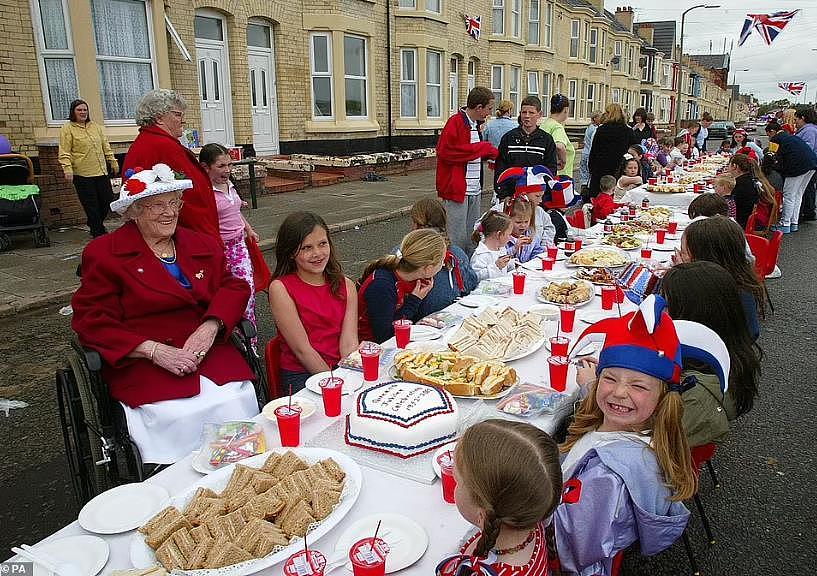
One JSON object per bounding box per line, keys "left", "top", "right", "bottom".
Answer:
{"left": 446, "top": 306, "right": 550, "bottom": 362}
{"left": 643, "top": 206, "right": 673, "bottom": 220}
{"left": 130, "top": 448, "right": 361, "bottom": 574}
{"left": 537, "top": 280, "right": 595, "bottom": 306}
{"left": 602, "top": 233, "right": 642, "bottom": 250}
{"left": 392, "top": 350, "right": 517, "bottom": 399}
{"left": 565, "top": 247, "right": 630, "bottom": 268}
{"left": 574, "top": 267, "right": 619, "bottom": 286}
{"left": 644, "top": 183, "right": 687, "bottom": 193}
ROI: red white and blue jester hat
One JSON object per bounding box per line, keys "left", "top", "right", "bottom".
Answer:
{"left": 569, "top": 294, "right": 730, "bottom": 394}
{"left": 496, "top": 165, "right": 569, "bottom": 197}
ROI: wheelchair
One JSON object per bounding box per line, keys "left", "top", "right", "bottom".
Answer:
{"left": 55, "top": 320, "right": 268, "bottom": 507}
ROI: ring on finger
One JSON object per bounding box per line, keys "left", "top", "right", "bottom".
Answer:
{"left": 196, "top": 351, "right": 206, "bottom": 358}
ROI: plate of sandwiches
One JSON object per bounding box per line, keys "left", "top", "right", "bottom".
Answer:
{"left": 130, "top": 448, "right": 361, "bottom": 574}
{"left": 565, "top": 247, "right": 630, "bottom": 268}
{"left": 392, "top": 350, "right": 517, "bottom": 399}
{"left": 537, "top": 280, "right": 595, "bottom": 307}
{"left": 446, "top": 306, "right": 550, "bottom": 362}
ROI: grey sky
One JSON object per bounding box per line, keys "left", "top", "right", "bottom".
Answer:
{"left": 604, "top": 1, "right": 817, "bottom": 102}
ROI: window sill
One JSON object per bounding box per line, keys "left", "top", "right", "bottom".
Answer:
{"left": 395, "top": 11, "right": 448, "bottom": 25}
{"left": 525, "top": 45, "right": 555, "bottom": 54}
{"left": 305, "top": 119, "right": 381, "bottom": 133}
{"left": 395, "top": 118, "right": 446, "bottom": 130}
{"left": 489, "top": 36, "right": 525, "bottom": 46}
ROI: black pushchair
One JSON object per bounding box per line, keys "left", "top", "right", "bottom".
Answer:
{"left": 0, "top": 153, "right": 50, "bottom": 250}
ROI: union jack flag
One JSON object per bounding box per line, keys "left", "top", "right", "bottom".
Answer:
{"left": 738, "top": 10, "right": 799, "bottom": 47}
{"left": 464, "top": 14, "right": 481, "bottom": 41}
{"left": 778, "top": 82, "right": 806, "bottom": 96}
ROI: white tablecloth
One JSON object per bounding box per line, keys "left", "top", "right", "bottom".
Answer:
{"left": 620, "top": 184, "right": 700, "bottom": 208}
{"left": 13, "top": 221, "right": 687, "bottom": 574}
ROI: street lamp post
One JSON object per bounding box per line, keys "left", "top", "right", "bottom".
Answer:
{"left": 674, "top": 4, "right": 721, "bottom": 134}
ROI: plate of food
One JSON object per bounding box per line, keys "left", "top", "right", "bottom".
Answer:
{"left": 537, "top": 280, "right": 595, "bottom": 307}
{"left": 565, "top": 247, "right": 630, "bottom": 268}
{"left": 130, "top": 448, "right": 360, "bottom": 574}
{"left": 446, "top": 306, "right": 550, "bottom": 362}
{"left": 602, "top": 233, "right": 642, "bottom": 250}
{"left": 644, "top": 183, "right": 687, "bottom": 193}
{"left": 574, "top": 267, "right": 619, "bottom": 286}
{"left": 392, "top": 350, "right": 517, "bottom": 399}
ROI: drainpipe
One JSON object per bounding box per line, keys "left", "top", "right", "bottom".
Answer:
{"left": 386, "top": 0, "right": 394, "bottom": 152}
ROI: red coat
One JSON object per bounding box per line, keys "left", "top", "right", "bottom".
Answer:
{"left": 122, "top": 125, "right": 272, "bottom": 292}
{"left": 436, "top": 109, "right": 498, "bottom": 203}
{"left": 591, "top": 193, "right": 624, "bottom": 223}
{"left": 71, "top": 221, "right": 255, "bottom": 408}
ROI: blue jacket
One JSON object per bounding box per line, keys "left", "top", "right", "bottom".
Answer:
{"left": 505, "top": 233, "right": 544, "bottom": 263}
{"left": 795, "top": 123, "right": 817, "bottom": 153}
{"left": 771, "top": 131, "right": 817, "bottom": 177}
{"left": 554, "top": 440, "right": 690, "bottom": 575}
{"left": 483, "top": 116, "right": 518, "bottom": 149}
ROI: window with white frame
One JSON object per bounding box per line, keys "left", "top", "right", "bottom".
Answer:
{"left": 467, "top": 60, "right": 476, "bottom": 91}
{"left": 344, "top": 35, "right": 367, "bottom": 118}
{"left": 662, "top": 64, "right": 671, "bottom": 88}
{"left": 624, "top": 89, "right": 631, "bottom": 113}
{"left": 400, "top": 48, "right": 417, "bottom": 118}
{"left": 542, "top": 72, "right": 551, "bottom": 103}
{"left": 511, "top": 0, "right": 521, "bottom": 37}
{"left": 641, "top": 56, "right": 650, "bottom": 82}
{"left": 426, "top": 0, "right": 441, "bottom": 13}
{"left": 612, "top": 87, "right": 621, "bottom": 103}
{"left": 583, "top": 22, "right": 589, "bottom": 61}
{"left": 91, "top": 0, "right": 155, "bottom": 121}
{"left": 586, "top": 82, "right": 595, "bottom": 116}
{"left": 589, "top": 27, "right": 597, "bottom": 64}
{"left": 544, "top": 2, "right": 553, "bottom": 47}
{"left": 449, "top": 58, "right": 458, "bottom": 113}
{"left": 32, "top": 0, "right": 78, "bottom": 122}
{"left": 640, "top": 93, "right": 647, "bottom": 108}
{"left": 613, "top": 40, "right": 622, "bottom": 71}
{"left": 426, "top": 50, "right": 442, "bottom": 118}
{"left": 492, "top": 0, "right": 505, "bottom": 35}
{"left": 628, "top": 45, "right": 635, "bottom": 76}
{"left": 527, "top": 71, "right": 539, "bottom": 96}
{"left": 601, "top": 30, "right": 606, "bottom": 65}
{"left": 568, "top": 79, "right": 577, "bottom": 118}
{"left": 570, "top": 20, "right": 579, "bottom": 58}
{"left": 509, "top": 66, "right": 520, "bottom": 111}
{"left": 579, "top": 79, "right": 587, "bottom": 118}
{"left": 310, "top": 33, "right": 333, "bottom": 118}
{"left": 398, "top": 0, "right": 416, "bottom": 8}
{"left": 528, "top": 0, "right": 540, "bottom": 45}
{"left": 491, "top": 65, "right": 503, "bottom": 102}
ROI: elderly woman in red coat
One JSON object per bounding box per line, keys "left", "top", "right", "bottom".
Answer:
{"left": 71, "top": 165, "right": 258, "bottom": 464}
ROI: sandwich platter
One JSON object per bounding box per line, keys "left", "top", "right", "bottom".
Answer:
{"left": 130, "top": 448, "right": 361, "bottom": 576}
{"left": 536, "top": 280, "right": 595, "bottom": 307}
{"left": 446, "top": 306, "right": 550, "bottom": 363}
{"left": 565, "top": 247, "right": 630, "bottom": 268}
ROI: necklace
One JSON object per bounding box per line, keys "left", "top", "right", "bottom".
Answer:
{"left": 492, "top": 529, "right": 535, "bottom": 556}
{"left": 154, "top": 239, "right": 176, "bottom": 263}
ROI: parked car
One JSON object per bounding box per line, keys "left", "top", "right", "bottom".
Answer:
{"left": 745, "top": 121, "right": 757, "bottom": 133}
{"left": 708, "top": 121, "right": 736, "bottom": 140}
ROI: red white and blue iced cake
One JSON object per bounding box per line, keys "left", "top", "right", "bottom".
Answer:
{"left": 345, "top": 381, "right": 459, "bottom": 458}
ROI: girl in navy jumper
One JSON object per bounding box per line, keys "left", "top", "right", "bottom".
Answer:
{"left": 357, "top": 229, "right": 447, "bottom": 343}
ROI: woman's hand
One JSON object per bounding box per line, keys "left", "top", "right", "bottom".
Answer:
{"left": 412, "top": 278, "right": 434, "bottom": 299}
{"left": 152, "top": 343, "right": 200, "bottom": 376}
{"left": 182, "top": 319, "right": 220, "bottom": 364}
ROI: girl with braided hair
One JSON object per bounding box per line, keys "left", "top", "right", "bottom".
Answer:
{"left": 435, "top": 419, "right": 562, "bottom": 576}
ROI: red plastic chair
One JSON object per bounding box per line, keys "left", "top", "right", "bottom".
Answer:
{"left": 264, "top": 336, "right": 284, "bottom": 400}
{"left": 764, "top": 231, "right": 783, "bottom": 277}
{"left": 690, "top": 443, "right": 719, "bottom": 546}
{"left": 566, "top": 209, "right": 586, "bottom": 229}
{"left": 745, "top": 233, "right": 770, "bottom": 279}
{"left": 744, "top": 211, "right": 758, "bottom": 235}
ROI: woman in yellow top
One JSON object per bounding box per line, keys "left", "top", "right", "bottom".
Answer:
{"left": 538, "top": 94, "right": 575, "bottom": 178}
{"left": 58, "top": 99, "right": 119, "bottom": 237}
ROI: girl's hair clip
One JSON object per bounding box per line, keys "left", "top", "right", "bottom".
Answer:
{"left": 623, "top": 153, "right": 634, "bottom": 160}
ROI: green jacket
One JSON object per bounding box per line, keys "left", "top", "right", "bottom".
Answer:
{"left": 681, "top": 370, "right": 738, "bottom": 448}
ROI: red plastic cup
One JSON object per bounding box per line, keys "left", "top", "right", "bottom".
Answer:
{"left": 560, "top": 305, "right": 576, "bottom": 333}
{"left": 548, "top": 355, "right": 569, "bottom": 392}
{"left": 284, "top": 549, "right": 326, "bottom": 576}
{"left": 564, "top": 241, "right": 575, "bottom": 253}
{"left": 628, "top": 206, "right": 637, "bottom": 216}
{"left": 549, "top": 336, "right": 569, "bottom": 356}
{"left": 573, "top": 238, "right": 584, "bottom": 251}
{"left": 512, "top": 272, "right": 526, "bottom": 295}
{"left": 437, "top": 451, "right": 456, "bottom": 504}
{"left": 541, "top": 256, "right": 555, "bottom": 271}
{"left": 641, "top": 247, "right": 653, "bottom": 260}
{"left": 393, "top": 319, "right": 412, "bottom": 349}
{"left": 656, "top": 229, "right": 667, "bottom": 244}
{"left": 319, "top": 376, "right": 343, "bottom": 417}
{"left": 350, "top": 538, "right": 390, "bottom": 576}
{"left": 601, "top": 285, "right": 616, "bottom": 310}
{"left": 616, "top": 285, "right": 625, "bottom": 304}
{"left": 667, "top": 221, "right": 679, "bottom": 235}
{"left": 621, "top": 213, "right": 630, "bottom": 222}
{"left": 648, "top": 177, "right": 657, "bottom": 185}
{"left": 360, "top": 343, "right": 382, "bottom": 382}
{"left": 694, "top": 183, "right": 704, "bottom": 193}
{"left": 546, "top": 246, "right": 558, "bottom": 260}
{"left": 274, "top": 405, "right": 302, "bottom": 447}
{"left": 666, "top": 176, "right": 674, "bottom": 183}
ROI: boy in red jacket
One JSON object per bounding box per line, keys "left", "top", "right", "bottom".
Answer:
{"left": 436, "top": 87, "right": 499, "bottom": 255}
{"left": 592, "top": 175, "right": 626, "bottom": 223}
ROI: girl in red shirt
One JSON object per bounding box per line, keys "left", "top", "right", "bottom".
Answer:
{"left": 436, "top": 420, "right": 562, "bottom": 576}
{"left": 268, "top": 212, "right": 359, "bottom": 392}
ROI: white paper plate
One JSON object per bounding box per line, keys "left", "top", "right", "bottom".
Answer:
{"left": 78, "top": 483, "right": 169, "bottom": 534}
{"left": 262, "top": 396, "right": 318, "bottom": 422}
{"left": 11, "top": 535, "right": 110, "bottom": 576}
{"left": 651, "top": 243, "right": 677, "bottom": 251}
{"left": 410, "top": 324, "right": 443, "bottom": 341}
{"left": 430, "top": 441, "right": 458, "bottom": 478}
{"left": 305, "top": 370, "right": 364, "bottom": 396}
{"left": 527, "top": 303, "right": 560, "bottom": 319}
{"left": 332, "top": 513, "right": 429, "bottom": 574}
{"left": 457, "top": 295, "right": 497, "bottom": 308}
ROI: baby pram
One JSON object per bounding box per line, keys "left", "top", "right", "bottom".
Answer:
{"left": 0, "top": 153, "right": 50, "bottom": 250}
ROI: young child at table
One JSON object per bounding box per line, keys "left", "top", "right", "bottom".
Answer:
{"left": 268, "top": 211, "right": 359, "bottom": 393}
{"left": 720, "top": 139, "right": 733, "bottom": 155}
{"left": 668, "top": 137, "right": 688, "bottom": 169}
{"left": 495, "top": 165, "right": 561, "bottom": 248}
{"left": 592, "top": 175, "right": 625, "bottom": 223}
{"left": 504, "top": 196, "right": 544, "bottom": 263}
{"left": 687, "top": 193, "right": 728, "bottom": 219}
{"left": 358, "top": 228, "right": 447, "bottom": 343}
{"left": 554, "top": 295, "right": 724, "bottom": 575}
{"left": 435, "top": 419, "right": 562, "bottom": 576}
{"left": 713, "top": 174, "right": 737, "bottom": 219}
{"left": 656, "top": 137, "right": 673, "bottom": 169}
{"left": 471, "top": 210, "right": 514, "bottom": 280}
{"left": 614, "top": 155, "right": 642, "bottom": 199}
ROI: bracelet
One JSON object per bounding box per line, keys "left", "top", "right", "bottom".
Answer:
{"left": 149, "top": 341, "right": 159, "bottom": 363}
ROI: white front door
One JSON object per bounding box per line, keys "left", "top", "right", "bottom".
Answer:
{"left": 449, "top": 58, "right": 458, "bottom": 113}
{"left": 248, "top": 49, "right": 279, "bottom": 153}
{"left": 197, "top": 45, "right": 229, "bottom": 145}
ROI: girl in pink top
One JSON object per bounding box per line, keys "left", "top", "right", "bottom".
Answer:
{"left": 200, "top": 144, "right": 260, "bottom": 334}
{"left": 268, "top": 212, "right": 359, "bottom": 392}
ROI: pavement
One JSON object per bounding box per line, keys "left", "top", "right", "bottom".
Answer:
{"left": 0, "top": 169, "right": 439, "bottom": 318}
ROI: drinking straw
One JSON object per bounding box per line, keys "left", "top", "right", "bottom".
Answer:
{"left": 373, "top": 519, "right": 382, "bottom": 544}
{"left": 304, "top": 533, "right": 308, "bottom": 555}
{"left": 288, "top": 380, "right": 293, "bottom": 409}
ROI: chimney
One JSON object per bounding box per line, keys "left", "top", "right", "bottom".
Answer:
{"left": 636, "top": 23, "right": 654, "bottom": 46}
{"left": 615, "top": 6, "right": 634, "bottom": 33}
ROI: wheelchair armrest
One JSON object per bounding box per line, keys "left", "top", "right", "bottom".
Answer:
{"left": 236, "top": 318, "right": 257, "bottom": 340}
{"left": 84, "top": 349, "right": 103, "bottom": 372}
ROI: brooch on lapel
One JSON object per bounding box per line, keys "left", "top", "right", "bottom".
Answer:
{"left": 195, "top": 269, "right": 205, "bottom": 280}
{"left": 137, "top": 268, "right": 144, "bottom": 273}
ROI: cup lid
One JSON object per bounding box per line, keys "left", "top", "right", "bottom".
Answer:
{"left": 350, "top": 538, "right": 390, "bottom": 566}
{"left": 284, "top": 550, "right": 326, "bottom": 576}
{"left": 319, "top": 376, "right": 344, "bottom": 388}
{"left": 360, "top": 342, "right": 382, "bottom": 354}
{"left": 275, "top": 404, "right": 303, "bottom": 417}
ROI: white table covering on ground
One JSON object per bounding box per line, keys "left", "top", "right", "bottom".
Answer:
{"left": 12, "top": 210, "right": 687, "bottom": 574}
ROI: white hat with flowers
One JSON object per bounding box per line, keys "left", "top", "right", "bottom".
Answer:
{"left": 110, "top": 163, "right": 193, "bottom": 214}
